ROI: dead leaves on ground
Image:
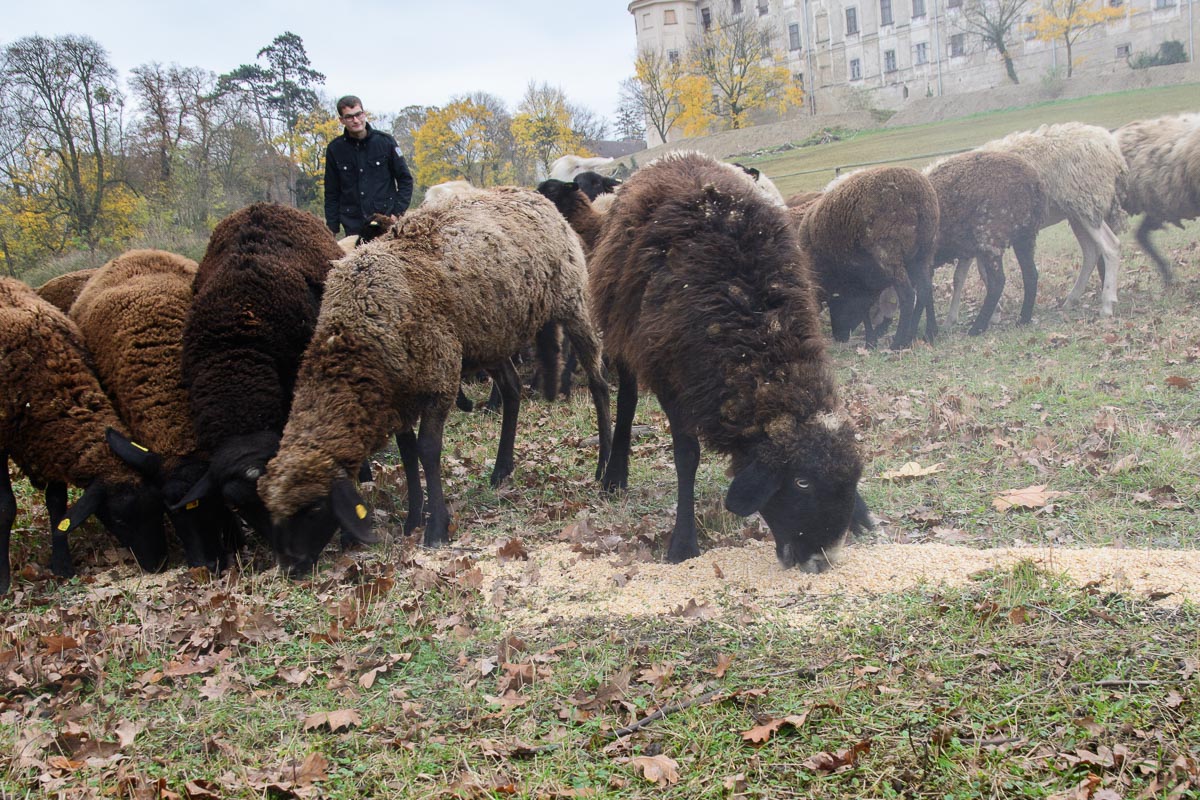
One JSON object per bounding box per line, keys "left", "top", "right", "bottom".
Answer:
{"left": 992, "top": 484, "right": 1070, "bottom": 512}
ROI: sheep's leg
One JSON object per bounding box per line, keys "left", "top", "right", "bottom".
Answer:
{"left": 396, "top": 430, "right": 423, "bottom": 536}
{"left": 661, "top": 402, "right": 702, "bottom": 564}
{"left": 1064, "top": 217, "right": 1100, "bottom": 309}
{"left": 46, "top": 481, "right": 73, "bottom": 579}
{"left": 455, "top": 386, "right": 474, "bottom": 413}
{"left": 915, "top": 262, "right": 938, "bottom": 342}
{"left": 416, "top": 406, "right": 452, "bottom": 547}
{"left": 1012, "top": 232, "right": 1039, "bottom": 325}
{"left": 1136, "top": 216, "right": 1174, "bottom": 286}
{"left": 602, "top": 362, "right": 637, "bottom": 494}
{"left": 487, "top": 358, "right": 521, "bottom": 488}
{"left": 558, "top": 342, "right": 577, "bottom": 400}
{"left": 827, "top": 295, "right": 854, "bottom": 343}
{"left": 947, "top": 258, "right": 971, "bottom": 326}
{"left": 1096, "top": 221, "right": 1121, "bottom": 316}
{"left": 970, "top": 252, "right": 1005, "bottom": 336}
{"left": 890, "top": 276, "right": 917, "bottom": 350}
{"left": 534, "top": 323, "right": 562, "bottom": 402}
{"left": 0, "top": 459, "right": 15, "bottom": 595}
{"left": 559, "top": 314, "right": 612, "bottom": 482}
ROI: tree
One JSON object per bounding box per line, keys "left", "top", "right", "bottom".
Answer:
{"left": 391, "top": 104, "right": 432, "bottom": 160}
{"left": 958, "top": 0, "right": 1030, "bottom": 84}
{"left": 687, "top": 11, "right": 804, "bottom": 132}
{"left": 1, "top": 34, "right": 125, "bottom": 252}
{"left": 510, "top": 82, "right": 585, "bottom": 179}
{"left": 413, "top": 94, "right": 515, "bottom": 187}
{"left": 613, "top": 89, "right": 646, "bottom": 141}
{"left": 129, "top": 62, "right": 204, "bottom": 189}
{"left": 1028, "top": 0, "right": 1123, "bottom": 77}
{"left": 621, "top": 49, "right": 687, "bottom": 143}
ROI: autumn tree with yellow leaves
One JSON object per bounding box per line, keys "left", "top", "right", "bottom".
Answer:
{"left": 1027, "top": 0, "right": 1124, "bottom": 77}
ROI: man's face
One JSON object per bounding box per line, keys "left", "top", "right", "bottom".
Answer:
{"left": 340, "top": 105, "right": 367, "bottom": 136}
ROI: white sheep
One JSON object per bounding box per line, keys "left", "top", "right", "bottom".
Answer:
{"left": 549, "top": 154, "right": 615, "bottom": 181}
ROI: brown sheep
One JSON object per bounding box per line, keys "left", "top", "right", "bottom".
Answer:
{"left": 795, "top": 167, "right": 940, "bottom": 349}
{"left": 1, "top": 277, "right": 167, "bottom": 594}
{"left": 589, "top": 152, "right": 871, "bottom": 570}
{"left": 35, "top": 268, "right": 98, "bottom": 313}
{"left": 921, "top": 151, "right": 1048, "bottom": 335}
{"left": 260, "top": 186, "right": 612, "bottom": 574}
{"left": 69, "top": 250, "right": 236, "bottom": 571}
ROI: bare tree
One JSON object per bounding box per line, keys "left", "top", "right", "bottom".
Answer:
{"left": 958, "top": 0, "right": 1030, "bottom": 84}
{"left": 622, "top": 49, "right": 686, "bottom": 143}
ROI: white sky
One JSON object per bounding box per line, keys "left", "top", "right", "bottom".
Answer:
{"left": 5, "top": 1, "right": 639, "bottom": 126}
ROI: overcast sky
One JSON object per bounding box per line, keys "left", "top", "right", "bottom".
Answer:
{"left": 5, "top": 1, "right": 638, "bottom": 124}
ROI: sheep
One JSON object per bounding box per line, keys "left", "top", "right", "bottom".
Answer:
{"left": 69, "top": 249, "right": 236, "bottom": 571}
{"left": 0, "top": 277, "right": 168, "bottom": 594}
{"left": 549, "top": 154, "right": 615, "bottom": 181}
{"left": 792, "top": 166, "right": 940, "bottom": 349}
{"left": 536, "top": 179, "right": 605, "bottom": 255}
{"left": 422, "top": 180, "right": 484, "bottom": 208}
{"left": 336, "top": 213, "right": 394, "bottom": 253}
{"left": 732, "top": 163, "right": 787, "bottom": 207}
{"left": 259, "top": 186, "right": 613, "bottom": 574}
{"left": 979, "top": 122, "right": 1127, "bottom": 316}
{"left": 572, "top": 171, "right": 622, "bottom": 200}
{"left": 35, "top": 268, "right": 98, "bottom": 313}
{"left": 919, "top": 151, "right": 1048, "bottom": 335}
{"left": 176, "top": 203, "right": 343, "bottom": 541}
{"left": 590, "top": 193, "right": 619, "bottom": 215}
{"left": 589, "top": 151, "right": 872, "bottom": 570}
{"left": 1115, "top": 114, "right": 1200, "bottom": 286}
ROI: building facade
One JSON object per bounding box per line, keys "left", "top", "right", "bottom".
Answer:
{"left": 628, "top": 0, "right": 1199, "bottom": 145}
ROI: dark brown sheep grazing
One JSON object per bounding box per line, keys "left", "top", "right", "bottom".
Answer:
{"left": 35, "top": 268, "right": 98, "bottom": 313}
{"left": 260, "top": 187, "right": 612, "bottom": 575}
{"left": 536, "top": 179, "right": 605, "bottom": 255}
{"left": 0, "top": 278, "right": 167, "bottom": 594}
{"left": 589, "top": 152, "right": 871, "bottom": 570}
{"left": 795, "top": 167, "right": 940, "bottom": 349}
{"left": 920, "top": 152, "right": 1047, "bottom": 335}
{"left": 70, "top": 249, "right": 236, "bottom": 570}
{"left": 179, "top": 203, "right": 343, "bottom": 539}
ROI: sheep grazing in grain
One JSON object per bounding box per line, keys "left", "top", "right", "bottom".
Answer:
{"left": 0, "top": 278, "right": 168, "bottom": 594}
{"left": 336, "top": 213, "right": 394, "bottom": 253}
{"left": 589, "top": 151, "right": 872, "bottom": 569}
{"left": 793, "top": 166, "right": 940, "bottom": 349}
{"left": 1115, "top": 114, "right": 1200, "bottom": 285}
{"left": 920, "top": 151, "right": 1048, "bottom": 335}
{"left": 572, "top": 171, "right": 622, "bottom": 200}
{"left": 549, "top": 154, "right": 615, "bottom": 181}
{"left": 69, "top": 249, "right": 235, "bottom": 571}
{"left": 178, "top": 203, "right": 343, "bottom": 540}
{"left": 260, "top": 186, "right": 613, "bottom": 574}
{"left": 35, "top": 268, "right": 98, "bottom": 313}
{"left": 979, "top": 122, "right": 1127, "bottom": 316}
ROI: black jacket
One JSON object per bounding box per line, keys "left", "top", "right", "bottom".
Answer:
{"left": 323, "top": 125, "right": 415, "bottom": 235}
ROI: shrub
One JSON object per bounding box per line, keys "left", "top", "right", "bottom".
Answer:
{"left": 1130, "top": 40, "right": 1188, "bottom": 69}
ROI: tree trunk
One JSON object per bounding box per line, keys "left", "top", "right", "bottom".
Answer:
{"left": 1001, "top": 47, "right": 1019, "bottom": 84}
{"left": 1064, "top": 37, "right": 1074, "bottom": 77}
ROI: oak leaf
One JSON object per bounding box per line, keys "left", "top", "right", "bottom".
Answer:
{"left": 628, "top": 754, "right": 680, "bottom": 786}
{"left": 992, "top": 485, "right": 1067, "bottom": 511}
{"left": 880, "top": 461, "right": 944, "bottom": 481}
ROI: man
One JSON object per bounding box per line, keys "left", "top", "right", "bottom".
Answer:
{"left": 324, "top": 95, "right": 415, "bottom": 236}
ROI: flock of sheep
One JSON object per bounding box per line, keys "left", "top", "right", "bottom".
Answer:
{"left": 0, "top": 112, "right": 1197, "bottom": 595}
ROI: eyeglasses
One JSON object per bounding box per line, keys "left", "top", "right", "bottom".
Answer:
{"left": 340, "top": 110, "right": 366, "bottom": 122}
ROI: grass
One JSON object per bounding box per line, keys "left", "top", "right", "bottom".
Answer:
{"left": 3, "top": 92, "right": 1200, "bottom": 798}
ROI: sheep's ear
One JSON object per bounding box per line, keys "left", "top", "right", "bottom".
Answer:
{"left": 170, "top": 471, "right": 214, "bottom": 512}
{"left": 725, "top": 461, "right": 782, "bottom": 517}
{"left": 106, "top": 428, "right": 163, "bottom": 480}
{"left": 331, "top": 478, "right": 378, "bottom": 545}
{"left": 59, "top": 482, "right": 106, "bottom": 533}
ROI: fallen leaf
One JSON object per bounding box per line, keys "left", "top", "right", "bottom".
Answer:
{"left": 498, "top": 538, "right": 529, "bottom": 561}
{"left": 303, "top": 709, "right": 362, "bottom": 733}
{"left": 880, "top": 461, "right": 944, "bottom": 481}
{"left": 992, "top": 485, "right": 1068, "bottom": 512}
{"left": 628, "top": 754, "right": 680, "bottom": 786}
{"left": 1165, "top": 375, "right": 1193, "bottom": 391}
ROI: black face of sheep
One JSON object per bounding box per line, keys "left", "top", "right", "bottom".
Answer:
{"left": 535, "top": 179, "right": 584, "bottom": 213}
{"left": 571, "top": 171, "right": 621, "bottom": 201}
{"left": 272, "top": 478, "right": 377, "bottom": 577}
{"left": 173, "top": 431, "right": 282, "bottom": 540}
{"left": 61, "top": 479, "right": 169, "bottom": 573}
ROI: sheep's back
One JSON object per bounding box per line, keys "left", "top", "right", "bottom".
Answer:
{"left": 0, "top": 278, "right": 132, "bottom": 487}
{"left": 70, "top": 250, "right": 199, "bottom": 457}
{"left": 1117, "top": 115, "right": 1200, "bottom": 223}
{"left": 36, "top": 269, "right": 98, "bottom": 313}
{"left": 591, "top": 151, "right": 831, "bottom": 454}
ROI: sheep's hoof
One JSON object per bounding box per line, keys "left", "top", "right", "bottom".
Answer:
{"left": 666, "top": 529, "right": 701, "bottom": 563}
{"left": 489, "top": 465, "right": 513, "bottom": 488}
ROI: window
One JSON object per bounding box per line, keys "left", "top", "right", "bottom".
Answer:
{"left": 793, "top": 71, "right": 805, "bottom": 88}
{"left": 947, "top": 0, "right": 962, "bottom": 8}
{"left": 849, "top": 57, "right": 862, "bottom": 80}
{"left": 880, "top": 0, "right": 893, "bottom": 25}
{"left": 789, "top": 22, "right": 802, "bottom": 49}
{"left": 1116, "top": 43, "right": 1132, "bottom": 57}
{"left": 642, "top": 12, "right": 652, "bottom": 28}
{"left": 732, "top": 0, "right": 743, "bottom": 14}
{"left": 760, "top": 31, "right": 772, "bottom": 49}
{"left": 912, "top": 0, "right": 926, "bottom": 17}
{"left": 950, "top": 33, "right": 965, "bottom": 56}
{"left": 1024, "top": 14, "right": 1036, "bottom": 38}
{"left": 702, "top": 6, "right": 712, "bottom": 30}
{"left": 1154, "top": 0, "right": 1175, "bottom": 8}
{"left": 1109, "top": 0, "right": 1122, "bottom": 6}
{"left": 758, "top": 0, "right": 770, "bottom": 14}
{"left": 668, "top": 49, "right": 681, "bottom": 64}
{"left": 914, "top": 41, "right": 928, "bottom": 63}
{"left": 664, "top": 9, "right": 677, "bottom": 23}
{"left": 846, "top": 6, "right": 859, "bottom": 34}
{"left": 884, "top": 49, "right": 897, "bottom": 71}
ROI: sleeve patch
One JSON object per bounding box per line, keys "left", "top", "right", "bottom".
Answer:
{"left": 394, "top": 146, "right": 404, "bottom": 158}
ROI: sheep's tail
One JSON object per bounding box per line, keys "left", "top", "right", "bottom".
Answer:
{"left": 534, "top": 322, "right": 562, "bottom": 402}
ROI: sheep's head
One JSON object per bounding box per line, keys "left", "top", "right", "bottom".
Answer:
{"left": 60, "top": 475, "right": 169, "bottom": 574}
{"left": 725, "top": 414, "right": 870, "bottom": 572}
{"left": 171, "top": 431, "right": 282, "bottom": 542}
{"left": 269, "top": 477, "right": 376, "bottom": 578}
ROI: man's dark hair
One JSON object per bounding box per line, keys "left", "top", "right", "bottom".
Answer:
{"left": 336, "top": 95, "right": 363, "bottom": 115}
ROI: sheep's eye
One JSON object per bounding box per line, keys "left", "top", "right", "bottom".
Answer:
{"left": 793, "top": 478, "right": 811, "bottom": 491}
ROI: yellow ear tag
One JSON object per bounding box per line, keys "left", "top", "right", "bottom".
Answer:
{"left": 355, "top": 504, "right": 368, "bottom": 520}
{"left": 185, "top": 500, "right": 201, "bottom": 510}
{"left": 130, "top": 441, "right": 149, "bottom": 452}
{"left": 57, "top": 519, "right": 71, "bottom": 531}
